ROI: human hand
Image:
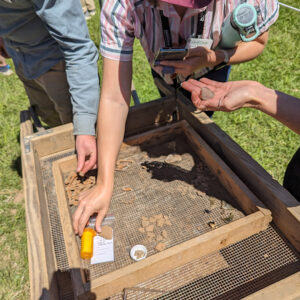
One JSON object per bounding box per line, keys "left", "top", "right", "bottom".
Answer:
{"left": 72, "top": 184, "right": 112, "bottom": 236}
{"left": 76, "top": 135, "right": 97, "bottom": 175}
{"left": 158, "top": 47, "right": 215, "bottom": 76}
{"left": 181, "top": 78, "right": 258, "bottom": 112}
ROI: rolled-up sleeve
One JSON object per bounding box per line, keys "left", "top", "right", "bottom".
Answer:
{"left": 100, "top": 0, "right": 135, "bottom": 61}
{"left": 32, "top": 0, "right": 100, "bottom": 136}
{"left": 257, "top": 0, "right": 279, "bottom": 33}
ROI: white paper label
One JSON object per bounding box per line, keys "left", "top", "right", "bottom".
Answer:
{"left": 91, "top": 234, "right": 114, "bottom": 264}
{"left": 186, "top": 38, "right": 213, "bottom": 49}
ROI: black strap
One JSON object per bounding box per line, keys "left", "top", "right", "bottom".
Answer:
{"left": 196, "top": 10, "right": 206, "bottom": 37}
{"left": 160, "top": 10, "right": 173, "bottom": 48}
{"left": 160, "top": 10, "right": 206, "bottom": 48}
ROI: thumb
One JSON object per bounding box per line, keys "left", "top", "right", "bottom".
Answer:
{"left": 76, "top": 151, "right": 85, "bottom": 173}
{"left": 187, "top": 47, "right": 208, "bottom": 58}
{"left": 95, "top": 212, "right": 106, "bottom": 233}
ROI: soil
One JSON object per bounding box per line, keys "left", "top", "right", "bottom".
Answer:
{"left": 64, "top": 170, "right": 96, "bottom": 206}
{"left": 100, "top": 225, "right": 113, "bottom": 240}
{"left": 165, "top": 154, "right": 182, "bottom": 164}
{"left": 155, "top": 242, "right": 166, "bottom": 252}
{"left": 134, "top": 250, "right": 145, "bottom": 259}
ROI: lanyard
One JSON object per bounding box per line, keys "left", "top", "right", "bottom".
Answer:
{"left": 159, "top": 10, "right": 206, "bottom": 48}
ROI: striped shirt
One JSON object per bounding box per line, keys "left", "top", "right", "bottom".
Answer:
{"left": 100, "top": 0, "right": 279, "bottom": 82}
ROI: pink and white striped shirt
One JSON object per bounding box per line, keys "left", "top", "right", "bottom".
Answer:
{"left": 100, "top": 0, "right": 279, "bottom": 77}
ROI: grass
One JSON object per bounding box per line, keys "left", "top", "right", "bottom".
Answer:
{"left": 0, "top": 1, "right": 299, "bottom": 298}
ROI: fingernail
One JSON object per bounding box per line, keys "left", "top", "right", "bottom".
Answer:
{"left": 162, "top": 66, "right": 175, "bottom": 74}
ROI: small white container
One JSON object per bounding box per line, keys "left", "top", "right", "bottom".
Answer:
{"left": 130, "top": 245, "right": 147, "bottom": 261}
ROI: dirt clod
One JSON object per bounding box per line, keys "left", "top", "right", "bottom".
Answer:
{"left": 100, "top": 226, "right": 113, "bottom": 240}
{"left": 142, "top": 220, "right": 150, "bottom": 227}
{"left": 162, "top": 230, "right": 168, "bottom": 239}
{"left": 145, "top": 225, "right": 154, "bottom": 232}
{"left": 134, "top": 250, "right": 145, "bottom": 259}
{"left": 207, "top": 221, "right": 216, "bottom": 229}
{"left": 165, "top": 154, "right": 182, "bottom": 164}
{"left": 122, "top": 186, "right": 133, "bottom": 192}
{"left": 155, "top": 242, "right": 166, "bottom": 252}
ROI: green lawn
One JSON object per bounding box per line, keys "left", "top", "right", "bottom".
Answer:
{"left": 0, "top": 1, "right": 299, "bottom": 298}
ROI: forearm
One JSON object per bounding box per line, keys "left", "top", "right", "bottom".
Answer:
{"left": 212, "top": 32, "right": 269, "bottom": 66}
{"left": 96, "top": 98, "right": 129, "bottom": 190}
{"left": 250, "top": 82, "right": 300, "bottom": 135}
{"left": 96, "top": 59, "right": 132, "bottom": 192}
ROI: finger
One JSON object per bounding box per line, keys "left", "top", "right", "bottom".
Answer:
{"left": 78, "top": 208, "right": 93, "bottom": 236}
{"left": 199, "top": 77, "right": 224, "bottom": 88}
{"left": 187, "top": 47, "right": 208, "bottom": 58}
{"left": 95, "top": 211, "right": 106, "bottom": 233}
{"left": 190, "top": 90, "right": 204, "bottom": 108}
{"left": 199, "top": 98, "right": 220, "bottom": 111}
{"left": 81, "top": 153, "right": 96, "bottom": 174}
{"left": 160, "top": 60, "right": 185, "bottom": 68}
{"left": 72, "top": 205, "right": 84, "bottom": 234}
{"left": 181, "top": 81, "right": 201, "bottom": 94}
{"left": 76, "top": 151, "right": 85, "bottom": 173}
{"left": 187, "top": 78, "right": 208, "bottom": 88}
{"left": 92, "top": 163, "right": 97, "bottom": 170}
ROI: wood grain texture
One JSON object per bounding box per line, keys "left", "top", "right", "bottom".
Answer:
{"left": 21, "top": 110, "right": 59, "bottom": 300}
{"left": 31, "top": 123, "right": 74, "bottom": 158}
{"left": 125, "top": 96, "right": 177, "bottom": 137}
{"left": 243, "top": 272, "right": 300, "bottom": 300}
{"left": 176, "top": 93, "right": 300, "bottom": 251}
{"left": 87, "top": 211, "right": 270, "bottom": 300}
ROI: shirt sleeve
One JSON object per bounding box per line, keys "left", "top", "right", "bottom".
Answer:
{"left": 100, "top": 0, "right": 135, "bottom": 61}
{"left": 31, "top": 0, "right": 100, "bottom": 136}
{"left": 256, "top": 0, "right": 279, "bottom": 33}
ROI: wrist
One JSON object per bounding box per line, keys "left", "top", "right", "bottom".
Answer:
{"left": 244, "top": 81, "right": 269, "bottom": 109}
{"left": 210, "top": 49, "right": 228, "bottom": 67}
{"left": 94, "top": 179, "right": 114, "bottom": 197}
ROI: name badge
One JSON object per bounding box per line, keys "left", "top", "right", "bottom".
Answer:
{"left": 186, "top": 38, "right": 213, "bottom": 49}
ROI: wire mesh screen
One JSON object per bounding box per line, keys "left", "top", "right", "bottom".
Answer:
{"left": 39, "top": 131, "right": 299, "bottom": 300}
{"left": 41, "top": 150, "right": 75, "bottom": 271}
{"left": 76, "top": 134, "right": 245, "bottom": 280}
{"left": 110, "top": 225, "right": 300, "bottom": 300}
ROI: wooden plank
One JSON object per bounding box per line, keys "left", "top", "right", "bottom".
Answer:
{"left": 85, "top": 211, "right": 270, "bottom": 300}
{"left": 30, "top": 97, "right": 176, "bottom": 158}
{"left": 153, "top": 77, "right": 176, "bottom": 96}
{"left": 176, "top": 93, "right": 300, "bottom": 251}
{"left": 52, "top": 156, "right": 86, "bottom": 297}
{"left": 31, "top": 123, "right": 74, "bottom": 158}
{"left": 21, "top": 111, "right": 59, "bottom": 300}
{"left": 242, "top": 272, "right": 300, "bottom": 300}
{"left": 181, "top": 120, "right": 271, "bottom": 218}
{"left": 125, "top": 96, "right": 177, "bottom": 137}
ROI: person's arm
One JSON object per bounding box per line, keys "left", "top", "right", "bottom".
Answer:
{"left": 72, "top": 58, "right": 132, "bottom": 236}
{"left": 181, "top": 78, "right": 300, "bottom": 135}
{"left": 158, "top": 31, "right": 269, "bottom": 77}
{"left": 32, "top": 0, "right": 100, "bottom": 174}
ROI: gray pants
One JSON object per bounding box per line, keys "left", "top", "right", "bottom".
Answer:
{"left": 80, "top": 0, "right": 95, "bottom": 12}
{"left": 16, "top": 61, "right": 73, "bottom": 127}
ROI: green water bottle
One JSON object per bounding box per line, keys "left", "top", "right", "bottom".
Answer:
{"left": 219, "top": 3, "right": 260, "bottom": 49}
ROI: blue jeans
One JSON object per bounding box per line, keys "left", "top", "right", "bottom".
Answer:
{"left": 152, "top": 65, "right": 231, "bottom": 118}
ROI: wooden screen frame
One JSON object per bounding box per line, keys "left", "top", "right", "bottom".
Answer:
{"left": 52, "top": 120, "right": 271, "bottom": 299}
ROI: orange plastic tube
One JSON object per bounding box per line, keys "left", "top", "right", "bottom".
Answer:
{"left": 80, "top": 228, "right": 96, "bottom": 259}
